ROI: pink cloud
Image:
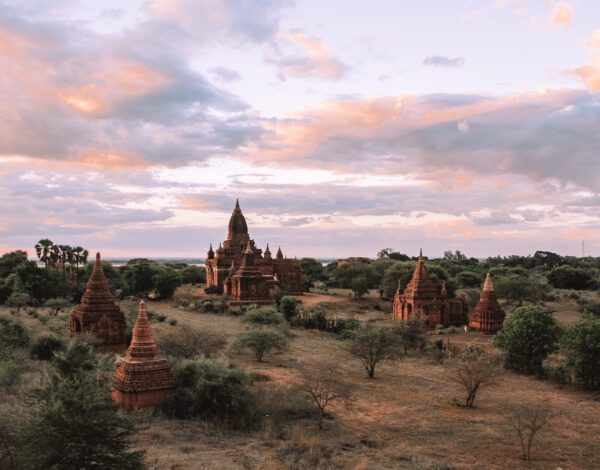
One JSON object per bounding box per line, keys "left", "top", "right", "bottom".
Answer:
{"left": 267, "top": 30, "right": 348, "bottom": 80}
{"left": 574, "top": 30, "right": 600, "bottom": 93}
{"left": 549, "top": 2, "right": 572, "bottom": 26}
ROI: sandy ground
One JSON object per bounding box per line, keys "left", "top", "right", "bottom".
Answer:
{"left": 5, "top": 289, "right": 599, "bottom": 469}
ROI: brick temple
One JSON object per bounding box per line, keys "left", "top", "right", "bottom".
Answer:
{"left": 393, "top": 250, "right": 468, "bottom": 327}
{"left": 112, "top": 300, "right": 176, "bottom": 411}
{"left": 69, "top": 252, "right": 127, "bottom": 351}
{"left": 206, "top": 199, "right": 303, "bottom": 305}
{"left": 468, "top": 273, "right": 506, "bottom": 333}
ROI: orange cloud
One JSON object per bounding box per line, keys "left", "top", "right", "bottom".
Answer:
{"left": 178, "top": 196, "right": 217, "bottom": 211}
{"left": 549, "top": 2, "right": 572, "bottom": 26}
{"left": 574, "top": 30, "right": 600, "bottom": 93}
{"left": 79, "top": 152, "right": 148, "bottom": 170}
{"left": 57, "top": 62, "right": 169, "bottom": 116}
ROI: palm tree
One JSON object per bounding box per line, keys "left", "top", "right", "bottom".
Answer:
{"left": 35, "top": 239, "right": 55, "bottom": 269}
{"left": 73, "top": 247, "right": 89, "bottom": 294}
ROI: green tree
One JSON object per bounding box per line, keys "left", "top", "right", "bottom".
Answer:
{"left": 349, "top": 324, "right": 404, "bottom": 378}
{"left": 179, "top": 266, "right": 205, "bottom": 285}
{"left": 0, "top": 250, "right": 27, "bottom": 278}
{"left": 279, "top": 296, "right": 301, "bottom": 320}
{"left": 121, "top": 259, "right": 158, "bottom": 296}
{"left": 153, "top": 268, "right": 182, "bottom": 299}
{"left": 6, "top": 292, "right": 31, "bottom": 315}
{"left": 300, "top": 257, "right": 325, "bottom": 290}
{"left": 393, "top": 318, "right": 428, "bottom": 354}
{"left": 547, "top": 266, "right": 596, "bottom": 290}
{"left": 494, "top": 306, "right": 562, "bottom": 376}
{"left": 241, "top": 307, "right": 285, "bottom": 327}
{"left": 350, "top": 276, "right": 369, "bottom": 299}
{"left": 45, "top": 298, "right": 71, "bottom": 316}
{"left": 163, "top": 357, "right": 253, "bottom": 424}
{"left": 0, "top": 316, "right": 30, "bottom": 357}
{"left": 23, "top": 369, "right": 144, "bottom": 468}
{"left": 561, "top": 315, "right": 600, "bottom": 390}
{"left": 34, "top": 239, "right": 54, "bottom": 270}
{"left": 236, "top": 329, "right": 289, "bottom": 361}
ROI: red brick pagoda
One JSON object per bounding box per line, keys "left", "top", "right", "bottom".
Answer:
{"left": 393, "top": 250, "right": 467, "bottom": 327}
{"left": 112, "top": 300, "right": 176, "bottom": 411}
{"left": 206, "top": 199, "right": 304, "bottom": 304}
{"left": 69, "top": 252, "right": 126, "bottom": 351}
{"left": 468, "top": 273, "right": 505, "bottom": 333}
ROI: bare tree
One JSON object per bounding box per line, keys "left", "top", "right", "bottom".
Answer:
{"left": 300, "top": 366, "right": 351, "bottom": 429}
{"left": 505, "top": 404, "right": 559, "bottom": 461}
{"left": 450, "top": 353, "right": 503, "bottom": 407}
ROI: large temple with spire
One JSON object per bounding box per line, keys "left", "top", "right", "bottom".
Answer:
{"left": 206, "top": 199, "right": 304, "bottom": 304}
{"left": 393, "top": 250, "right": 468, "bottom": 327}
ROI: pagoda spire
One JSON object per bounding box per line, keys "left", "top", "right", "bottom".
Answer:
{"left": 276, "top": 246, "right": 284, "bottom": 260}
{"left": 483, "top": 272, "right": 494, "bottom": 292}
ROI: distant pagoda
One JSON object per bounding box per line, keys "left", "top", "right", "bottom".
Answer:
{"left": 69, "top": 252, "right": 126, "bottom": 351}
{"left": 112, "top": 300, "right": 176, "bottom": 411}
{"left": 468, "top": 273, "right": 505, "bottom": 333}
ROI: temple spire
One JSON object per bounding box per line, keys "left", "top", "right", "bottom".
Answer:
{"left": 276, "top": 246, "right": 284, "bottom": 260}
{"left": 419, "top": 248, "right": 423, "bottom": 259}
{"left": 483, "top": 272, "right": 494, "bottom": 292}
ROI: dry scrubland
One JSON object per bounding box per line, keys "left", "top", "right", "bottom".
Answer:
{"left": 5, "top": 289, "right": 600, "bottom": 469}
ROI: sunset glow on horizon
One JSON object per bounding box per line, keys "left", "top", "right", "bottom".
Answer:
{"left": 1, "top": 0, "right": 599, "bottom": 258}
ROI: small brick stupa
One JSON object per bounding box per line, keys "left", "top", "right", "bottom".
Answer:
{"left": 112, "top": 300, "right": 176, "bottom": 411}
{"left": 468, "top": 273, "right": 506, "bottom": 333}
{"left": 69, "top": 252, "right": 126, "bottom": 351}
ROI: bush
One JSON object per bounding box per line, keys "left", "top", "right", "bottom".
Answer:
{"left": 548, "top": 266, "right": 596, "bottom": 290}
{"left": 169, "top": 319, "right": 177, "bottom": 326}
{"left": 242, "top": 307, "right": 285, "bottom": 327}
{"left": 494, "top": 306, "right": 562, "bottom": 376}
{"left": 0, "top": 315, "right": 30, "bottom": 355}
{"left": 561, "top": 315, "right": 600, "bottom": 389}
{"left": 157, "top": 327, "right": 226, "bottom": 359}
{"left": 30, "top": 334, "right": 65, "bottom": 360}
{"left": 156, "top": 314, "right": 167, "bottom": 322}
{"left": 279, "top": 296, "right": 301, "bottom": 320}
{"left": 6, "top": 291, "right": 31, "bottom": 314}
{"left": 45, "top": 298, "right": 71, "bottom": 316}
{"left": 163, "top": 358, "right": 254, "bottom": 426}
{"left": 204, "top": 285, "right": 220, "bottom": 295}
{"left": 236, "top": 329, "right": 289, "bottom": 361}
{"left": 543, "top": 361, "right": 572, "bottom": 386}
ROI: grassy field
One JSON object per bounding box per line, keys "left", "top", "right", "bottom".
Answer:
{"left": 4, "top": 289, "right": 599, "bottom": 469}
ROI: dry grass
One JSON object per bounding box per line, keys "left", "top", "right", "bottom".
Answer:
{"left": 3, "top": 289, "right": 598, "bottom": 469}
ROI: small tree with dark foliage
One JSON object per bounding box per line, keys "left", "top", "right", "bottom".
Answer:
{"left": 349, "top": 323, "right": 404, "bottom": 378}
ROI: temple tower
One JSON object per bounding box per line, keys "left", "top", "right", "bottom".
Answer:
{"left": 112, "top": 300, "right": 176, "bottom": 411}
{"left": 69, "top": 252, "right": 126, "bottom": 351}
{"left": 468, "top": 273, "right": 505, "bottom": 333}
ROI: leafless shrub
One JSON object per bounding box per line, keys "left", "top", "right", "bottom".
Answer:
{"left": 450, "top": 352, "right": 503, "bottom": 407}
{"left": 300, "top": 366, "right": 351, "bottom": 429}
{"left": 505, "top": 403, "right": 559, "bottom": 461}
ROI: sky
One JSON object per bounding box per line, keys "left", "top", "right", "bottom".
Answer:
{"left": 1, "top": 0, "right": 599, "bottom": 259}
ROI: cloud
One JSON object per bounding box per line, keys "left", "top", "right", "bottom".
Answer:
{"left": 574, "top": 30, "right": 600, "bottom": 93}
{"left": 422, "top": 55, "right": 466, "bottom": 68}
{"left": 257, "top": 89, "right": 600, "bottom": 190}
{"left": 549, "top": 2, "right": 572, "bottom": 26}
{"left": 267, "top": 30, "right": 349, "bottom": 80}
{"left": 209, "top": 66, "right": 242, "bottom": 82}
